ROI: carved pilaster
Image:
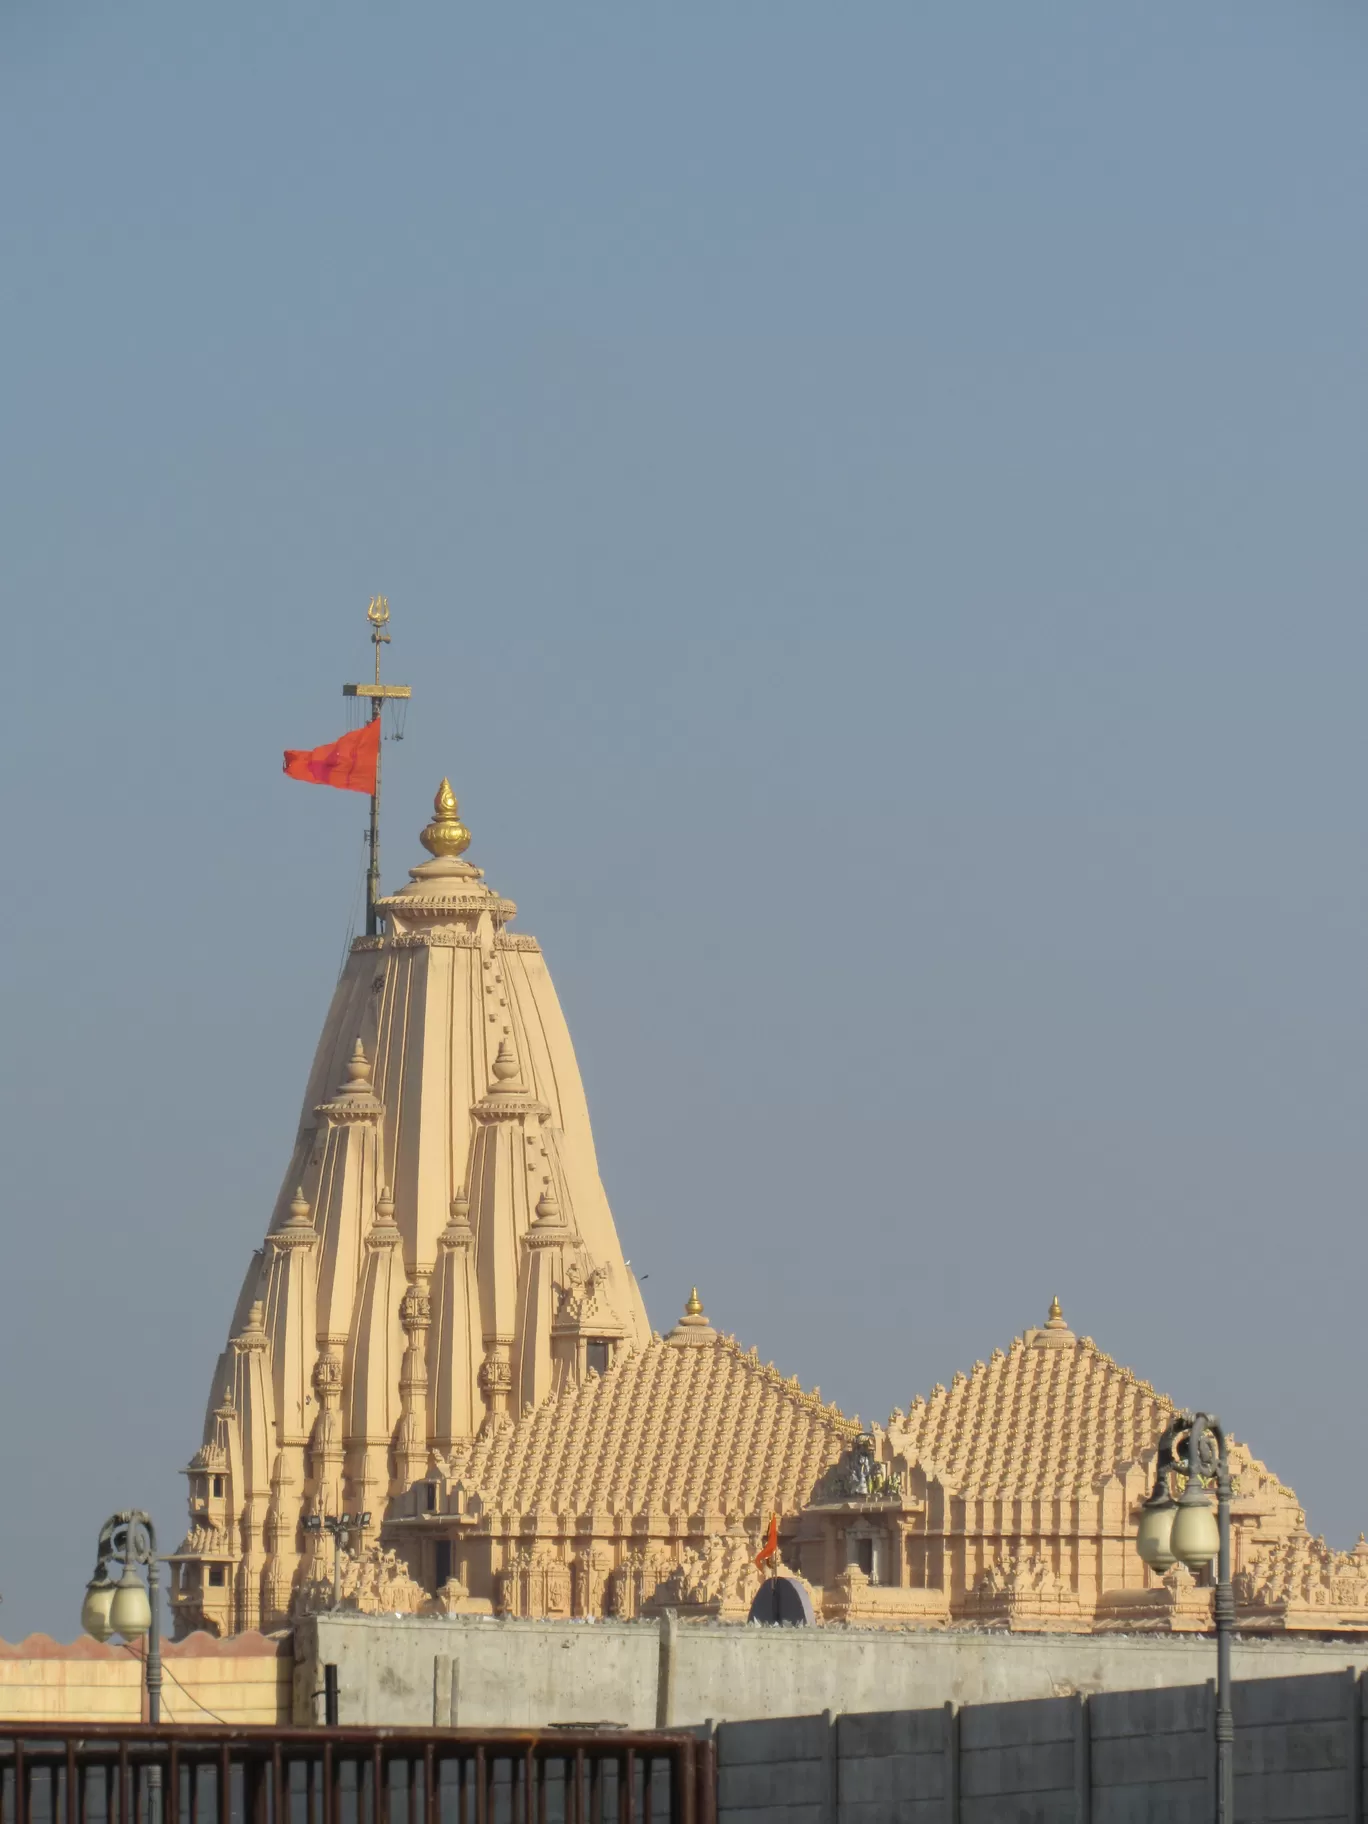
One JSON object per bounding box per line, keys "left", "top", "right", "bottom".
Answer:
{"left": 393, "top": 1273, "right": 432, "bottom": 1492}
{"left": 478, "top": 1342, "right": 514, "bottom": 1428}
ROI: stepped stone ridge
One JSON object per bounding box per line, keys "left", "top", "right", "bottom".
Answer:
{"left": 168, "top": 789, "right": 1368, "bottom": 1638}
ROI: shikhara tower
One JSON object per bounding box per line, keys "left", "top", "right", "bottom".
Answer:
{"left": 172, "top": 782, "right": 650, "bottom": 1634}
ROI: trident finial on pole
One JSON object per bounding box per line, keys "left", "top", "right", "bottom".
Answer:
{"left": 344, "top": 597, "right": 409, "bottom": 936}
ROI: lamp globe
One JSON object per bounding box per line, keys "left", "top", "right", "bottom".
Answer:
{"left": 1135, "top": 1494, "right": 1177, "bottom": 1571}
{"left": 108, "top": 1567, "right": 152, "bottom": 1638}
{"left": 1171, "top": 1484, "right": 1221, "bottom": 1569}
{"left": 81, "top": 1577, "right": 117, "bottom": 1643}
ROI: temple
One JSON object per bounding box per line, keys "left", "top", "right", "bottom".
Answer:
{"left": 170, "top": 786, "right": 1368, "bottom": 1638}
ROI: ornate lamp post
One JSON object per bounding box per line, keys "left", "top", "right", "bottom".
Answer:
{"left": 1136, "top": 1411, "right": 1233, "bottom": 1823}
{"left": 81, "top": 1511, "right": 162, "bottom": 1722}
{"left": 303, "top": 1511, "right": 370, "bottom": 1609}
{"left": 81, "top": 1512, "right": 164, "bottom": 1824}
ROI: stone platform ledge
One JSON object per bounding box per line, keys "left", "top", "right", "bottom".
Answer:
{"left": 0, "top": 1631, "right": 289, "bottom": 1658}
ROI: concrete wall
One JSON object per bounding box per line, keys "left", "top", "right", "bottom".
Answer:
{"left": 714, "top": 1670, "right": 1368, "bottom": 1822}
{"left": 297, "top": 1610, "right": 1368, "bottom": 1729}
{"left": 0, "top": 1632, "right": 292, "bottom": 1724}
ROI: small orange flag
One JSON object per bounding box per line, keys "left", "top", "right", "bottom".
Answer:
{"left": 283, "top": 718, "right": 380, "bottom": 795}
{"left": 754, "top": 1512, "right": 779, "bottom": 1569}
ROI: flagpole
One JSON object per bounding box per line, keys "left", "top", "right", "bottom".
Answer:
{"left": 367, "top": 600, "right": 385, "bottom": 937}
{"left": 343, "top": 597, "right": 409, "bottom": 939}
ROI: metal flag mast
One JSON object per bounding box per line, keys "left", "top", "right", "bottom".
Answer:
{"left": 344, "top": 596, "right": 410, "bottom": 937}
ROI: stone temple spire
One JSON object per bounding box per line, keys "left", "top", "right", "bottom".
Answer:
{"left": 171, "top": 784, "right": 650, "bottom": 1635}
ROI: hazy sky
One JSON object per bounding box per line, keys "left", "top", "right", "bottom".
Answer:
{"left": 2, "top": 3, "right": 1366, "bottom": 1641}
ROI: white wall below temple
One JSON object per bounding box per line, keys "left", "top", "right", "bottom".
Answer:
{"left": 297, "top": 1613, "right": 1368, "bottom": 1730}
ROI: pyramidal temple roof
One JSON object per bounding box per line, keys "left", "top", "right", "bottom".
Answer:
{"left": 885, "top": 1298, "right": 1300, "bottom": 1515}
{"left": 457, "top": 1294, "right": 860, "bottom": 1521}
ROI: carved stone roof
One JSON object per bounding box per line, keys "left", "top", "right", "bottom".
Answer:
{"left": 886, "top": 1300, "right": 1297, "bottom": 1514}
{"left": 460, "top": 1331, "right": 859, "bottom": 1521}
{"left": 891, "top": 1332, "right": 1166, "bottom": 1497}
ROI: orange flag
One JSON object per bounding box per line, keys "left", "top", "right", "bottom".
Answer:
{"left": 283, "top": 718, "right": 380, "bottom": 795}
{"left": 754, "top": 1512, "right": 779, "bottom": 1569}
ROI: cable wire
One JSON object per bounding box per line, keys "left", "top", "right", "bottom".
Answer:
{"left": 118, "top": 1640, "right": 231, "bottom": 1726}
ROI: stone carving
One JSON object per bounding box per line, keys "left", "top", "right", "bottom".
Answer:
{"left": 495, "top": 1547, "right": 574, "bottom": 1620}
{"left": 555, "top": 1262, "right": 608, "bottom": 1321}
{"left": 1235, "top": 1534, "right": 1368, "bottom": 1624}
{"left": 817, "top": 1439, "right": 905, "bottom": 1502}
{"left": 176, "top": 1522, "right": 230, "bottom": 1557}
{"left": 572, "top": 1546, "right": 614, "bottom": 1619}
{"left": 643, "top": 1528, "right": 763, "bottom": 1620}
{"left": 290, "top": 1542, "right": 429, "bottom": 1617}
{"left": 964, "top": 1554, "right": 1086, "bottom": 1632}
{"left": 606, "top": 1548, "right": 678, "bottom": 1620}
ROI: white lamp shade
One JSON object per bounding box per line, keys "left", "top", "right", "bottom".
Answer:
{"left": 1171, "top": 1493, "right": 1221, "bottom": 1568}
{"left": 1135, "top": 1500, "right": 1176, "bottom": 1571}
{"left": 109, "top": 1569, "right": 152, "bottom": 1638}
{"left": 81, "top": 1580, "right": 117, "bottom": 1642}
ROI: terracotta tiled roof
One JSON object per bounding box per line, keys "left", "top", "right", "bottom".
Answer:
{"left": 888, "top": 1320, "right": 1175, "bottom": 1499}
{"left": 460, "top": 1333, "right": 859, "bottom": 1520}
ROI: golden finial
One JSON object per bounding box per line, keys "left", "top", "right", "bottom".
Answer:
{"left": 367, "top": 594, "right": 390, "bottom": 630}
{"left": 420, "top": 778, "right": 472, "bottom": 859}
{"left": 685, "top": 1286, "right": 704, "bottom": 1318}
{"left": 1046, "top": 1294, "right": 1066, "bottom": 1329}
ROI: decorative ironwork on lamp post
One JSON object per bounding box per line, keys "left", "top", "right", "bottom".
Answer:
{"left": 1136, "top": 1411, "right": 1234, "bottom": 1823}
{"left": 81, "top": 1511, "right": 162, "bottom": 1722}
{"left": 81, "top": 1511, "right": 163, "bottom": 1824}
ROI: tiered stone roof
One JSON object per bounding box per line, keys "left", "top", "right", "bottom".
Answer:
{"left": 887, "top": 1299, "right": 1298, "bottom": 1517}
{"left": 889, "top": 1308, "right": 1173, "bottom": 1498}
{"left": 460, "top": 1323, "right": 860, "bottom": 1521}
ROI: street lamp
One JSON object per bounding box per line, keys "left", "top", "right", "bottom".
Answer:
{"left": 1136, "top": 1411, "right": 1233, "bottom": 1823}
{"left": 82, "top": 1512, "right": 164, "bottom": 1824}
{"left": 303, "top": 1511, "right": 371, "bottom": 1609}
{"left": 82, "top": 1511, "right": 162, "bottom": 1723}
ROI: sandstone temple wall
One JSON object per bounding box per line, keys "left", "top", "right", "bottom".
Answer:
{"left": 0, "top": 1632, "right": 292, "bottom": 1724}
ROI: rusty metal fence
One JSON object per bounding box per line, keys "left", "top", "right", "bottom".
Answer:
{"left": 0, "top": 1727, "right": 713, "bottom": 1824}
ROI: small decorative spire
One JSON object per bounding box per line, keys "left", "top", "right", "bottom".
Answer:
{"left": 438, "top": 1189, "right": 474, "bottom": 1250}
{"left": 237, "top": 1299, "right": 268, "bottom": 1347}
{"left": 419, "top": 779, "right": 472, "bottom": 859}
{"left": 490, "top": 1038, "right": 520, "bottom": 1083}
{"left": 341, "top": 1037, "right": 373, "bottom": 1094}
{"left": 1028, "top": 1293, "right": 1076, "bottom": 1350}
{"left": 288, "top": 1187, "right": 312, "bottom": 1226}
{"left": 367, "top": 1186, "right": 402, "bottom": 1246}
{"left": 665, "top": 1284, "right": 716, "bottom": 1346}
{"left": 534, "top": 1188, "right": 562, "bottom": 1224}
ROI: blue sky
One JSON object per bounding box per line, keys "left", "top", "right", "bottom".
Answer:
{"left": 1, "top": 2, "right": 1366, "bottom": 1637}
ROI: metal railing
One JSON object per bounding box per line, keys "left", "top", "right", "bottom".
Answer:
{"left": 0, "top": 1727, "right": 714, "bottom": 1824}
